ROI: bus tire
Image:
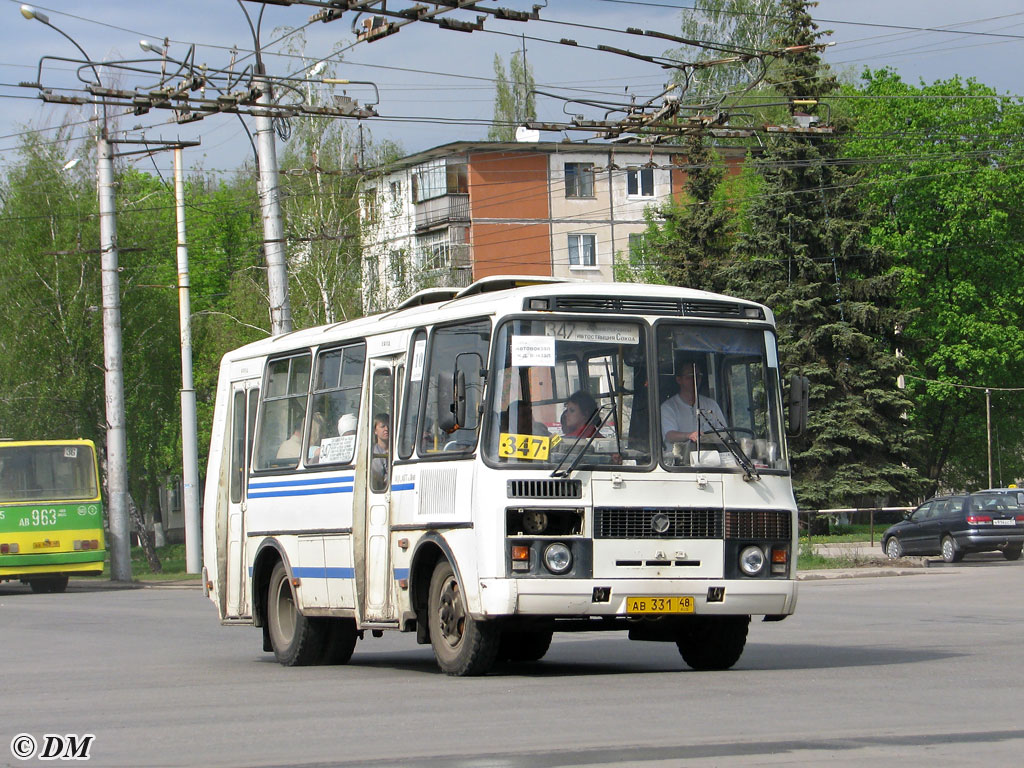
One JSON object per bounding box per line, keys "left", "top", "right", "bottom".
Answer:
{"left": 427, "top": 559, "right": 499, "bottom": 676}
{"left": 28, "top": 575, "right": 68, "bottom": 594}
{"left": 499, "top": 629, "right": 553, "bottom": 662}
{"left": 676, "top": 615, "right": 749, "bottom": 671}
{"left": 321, "top": 618, "right": 359, "bottom": 665}
{"left": 267, "top": 561, "right": 325, "bottom": 666}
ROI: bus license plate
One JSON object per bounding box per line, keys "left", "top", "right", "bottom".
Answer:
{"left": 626, "top": 596, "right": 694, "bottom": 614}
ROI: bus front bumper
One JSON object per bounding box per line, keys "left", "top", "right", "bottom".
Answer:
{"left": 477, "top": 577, "right": 798, "bottom": 619}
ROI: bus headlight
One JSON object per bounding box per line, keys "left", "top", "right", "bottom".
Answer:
{"left": 543, "top": 542, "right": 572, "bottom": 574}
{"left": 739, "top": 545, "right": 766, "bottom": 576}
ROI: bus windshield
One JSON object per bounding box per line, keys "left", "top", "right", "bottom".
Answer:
{"left": 485, "top": 318, "right": 652, "bottom": 469}
{"left": 0, "top": 443, "right": 99, "bottom": 503}
{"left": 655, "top": 323, "right": 787, "bottom": 472}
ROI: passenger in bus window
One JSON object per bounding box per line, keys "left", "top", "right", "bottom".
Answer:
{"left": 306, "top": 407, "right": 327, "bottom": 463}
{"left": 502, "top": 400, "right": 549, "bottom": 437}
{"left": 371, "top": 412, "right": 389, "bottom": 486}
{"left": 661, "top": 360, "right": 725, "bottom": 448}
{"left": 276, "top": 403, "right": 305, "bottom": 462}
{"left": 337, "top": 413, "right": 357, "bottom": 436}
{"left": 561, "top": 390, "right": 599, "bottom": 438}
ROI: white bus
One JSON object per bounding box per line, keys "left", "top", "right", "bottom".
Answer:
{"left": 202, "top": 277, "right": 808, "bottom": 675}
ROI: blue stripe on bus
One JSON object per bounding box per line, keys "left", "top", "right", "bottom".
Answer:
{"left": 248, "top": 486, "right": 353, "bottom": 498}
{"left": 391, "top": 482, "right": 415, "bottom": 492}
{"left": 249, "top": 476, "right": 355, "bottom": 489}
{"left": 242, "top": 566, "right": 405, "bottom": 581}
{"left": 292, "top": 566, "right": 355, "bottom": 579}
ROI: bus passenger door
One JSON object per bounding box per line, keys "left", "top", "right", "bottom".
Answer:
{"left": 362, "top": 358, "right": 399, "bottom": 623}
{"left": 226, "top": 379, "right": 259, "bottom": 618}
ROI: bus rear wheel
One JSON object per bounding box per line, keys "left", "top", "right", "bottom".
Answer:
{"left": 675, "top": 615, "right": 749, "bottom": 671}
{"left": 321, "top": 618, "right": 359, "bottom": 665}
{"left": 28, "top": 575, "right": 69, "bottom": 594}
{"left": 427, "top": 560, "right": 499, "bottom": 676}
{"left": 267, "top": 561, "right": 326, "bottom": 666}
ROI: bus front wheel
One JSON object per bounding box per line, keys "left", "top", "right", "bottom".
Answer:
{"left": 427, "top": 560, "right": 499, "bottom": 676}
{"left": 28, "top": 575, "right": 68, "bottom": 594}
{"left": 266, "top": 561, "right": 325, "bottom": 666}
{"left": 676, "top": 615, "right": 749, "bottom": 671}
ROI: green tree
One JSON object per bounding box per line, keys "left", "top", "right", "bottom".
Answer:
{"left": 488, "top": 50, "right": 536, "bottom": 141}
{"left": 666, "top": 0, "right": 785, "bottom": 107}
{"left": 842, "top": 69, "right": 1024, "bottom": 489}
{"left": 727, "top": 0, "right": 923, "bottom": 508}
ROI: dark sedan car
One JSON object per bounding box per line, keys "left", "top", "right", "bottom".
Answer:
{"left": 882, "top": 491, "right": 1024, "bottom": 562}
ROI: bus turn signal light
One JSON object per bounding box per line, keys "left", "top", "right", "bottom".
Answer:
{"left": 511, "top": 545, "right": 530, "bottom": 572}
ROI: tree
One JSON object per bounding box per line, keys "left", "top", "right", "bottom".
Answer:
{"left": 727, "top": 0, "right": 924, "bottom": 508}
{"left": 666, "top": 0, "right": 786, "bottom": 107}
{"left": 488, "top": 50, "right": 536, "bottom": 141}
{"left": 646, "top": 134, "right": 736, "bottom": 292}
{"left": 841, "top": 69, "right": 1024, "bottom": 489}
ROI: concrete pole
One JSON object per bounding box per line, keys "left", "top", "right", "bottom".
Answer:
{"left": 254, "top": 75, "right": 292, "bottom": 336}
{"left": 174, "top": 148, "right": 202, "bottom": 574}
{"left": 98, "top": 135, "right": 131, "bottom": 582}
{"left": 986, "top": 388, "right": 993, "bottom": 489}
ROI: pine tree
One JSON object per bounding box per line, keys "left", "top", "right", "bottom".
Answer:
{"left": 727, "top": 0, "right": 923, "bottom": 508}
{"left": 659, "top": 133, "right": 734, "bottom": 292}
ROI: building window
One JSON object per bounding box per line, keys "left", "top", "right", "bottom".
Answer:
{"left": 418, "top": 230, "right": 451, "bottom": 271}
{"left": 390, "top": 180, "right": 402, "bottom": 200}
{"left": 364, "top": 188, "right": 377, "bottom": 220}
{"left": 568, "top": 233, "right": 597, "bottom": 268}
{"left": 628, "top": 232, "right": 648, "bottom": 266}
{"left": 565, "top": 162, "right": 594, "bottom": 198}
{"left": 626, "top": 167, "right": 654, "bottom": 197}
{"left": 413, "top": 159, "right": 467, "bottom": 203}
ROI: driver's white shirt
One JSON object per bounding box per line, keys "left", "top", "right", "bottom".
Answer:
{"left": 660, "top": 393, "right": 726, "bottom": 446}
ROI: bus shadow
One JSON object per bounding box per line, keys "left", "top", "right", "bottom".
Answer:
{"left": 292, "top": 638, "right": 964, "bottom": 678}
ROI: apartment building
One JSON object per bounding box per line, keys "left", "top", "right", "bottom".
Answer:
{"left": 359, "top": 140, "right": 741, "bottom": 308}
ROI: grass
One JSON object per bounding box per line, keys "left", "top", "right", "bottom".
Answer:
{"left": 82, "top": 542, "right": 196, "bottom": 582}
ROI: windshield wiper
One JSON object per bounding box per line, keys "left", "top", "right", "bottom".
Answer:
{"left": 551, "top": 403, "right": 615, "bottom": 479}
{"left": 699, "top": 409, "right": 760, "bottom": 481}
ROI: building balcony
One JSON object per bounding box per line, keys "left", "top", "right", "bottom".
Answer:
{"left": 415, "top": 193, "right": 470, "bottom": 231}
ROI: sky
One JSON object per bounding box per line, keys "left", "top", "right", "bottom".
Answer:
{"left": 0, "top": 0, "right": 1022, "bottom": 177}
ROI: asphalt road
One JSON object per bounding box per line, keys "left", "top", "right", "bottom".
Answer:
{"left": 2, "top": 558, "right": 1021, "bottom": 768}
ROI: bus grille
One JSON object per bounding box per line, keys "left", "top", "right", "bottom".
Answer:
{"left": 594, "top": 507, "right": 723, "bottom": 539}
{"left": 507, "top": 479, "right": 582, "bottom": 499}
{"left": 548, "top": 296, "right": 763, "bottom": 319}
{"left": 724, "top": 509, "right": 792, "bottom": 539}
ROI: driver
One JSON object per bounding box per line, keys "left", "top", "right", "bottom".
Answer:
{"left": 661, "top": 358, "right": 726, "bottom": 449}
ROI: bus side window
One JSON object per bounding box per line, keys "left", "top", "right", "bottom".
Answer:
{"left": 253, "top": 353, "right": 311, "bottom": 471}
{"left": 230, "top": 391, "right": 246, "bottom": 503}
{"left": 310, "top": 343, "right": 365, "bottom": 466}
{"left": 421, "top": 319, "right": 490, "bottom": 455}
{"left": 399, "top": 331, "right": 426, "bottom": 460}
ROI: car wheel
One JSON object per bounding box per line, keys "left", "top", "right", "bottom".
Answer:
{"left": 1002, "top": 543, "right": 1022, "bottom": 561}
{"left": 941, "top": 535, "right": 963, "bottom": 563}
{"left": 675, "top": 616, "right": 750, "bottom": 671}
{"left": 267, "top": 561, "right": 327, "bottom": 666}
{"left": 884, "top": 537, "right": 903, "bottom": 559}
{"left": 428, "top": 559, "right": 499, "bottom": 676}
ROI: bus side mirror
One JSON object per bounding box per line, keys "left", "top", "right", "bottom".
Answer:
{"left": 436, "top": 370, "right": 467, "bottom": 433}
{"left": 788, "top": 374, "right": 809, "bottom": 436}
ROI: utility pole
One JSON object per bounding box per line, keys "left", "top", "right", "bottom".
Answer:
{"left": 986, "top": 388, "right": 993, "bottom": 488}
{"left": 97, "top": 133, "right": 131, "bottom": 582}
{"left": 174, "top": 147, "right": 201, "bottom": 574}
{"left": 254, "top": 68, "right": 293, "bottom": 336}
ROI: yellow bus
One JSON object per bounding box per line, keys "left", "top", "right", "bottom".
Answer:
{"left": 0, "top": 439, "right": 105, "bottom": 593}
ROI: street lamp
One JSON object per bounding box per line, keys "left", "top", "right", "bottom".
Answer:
{"left": 21, "top": 4, "right": 132, "bottom": 583}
